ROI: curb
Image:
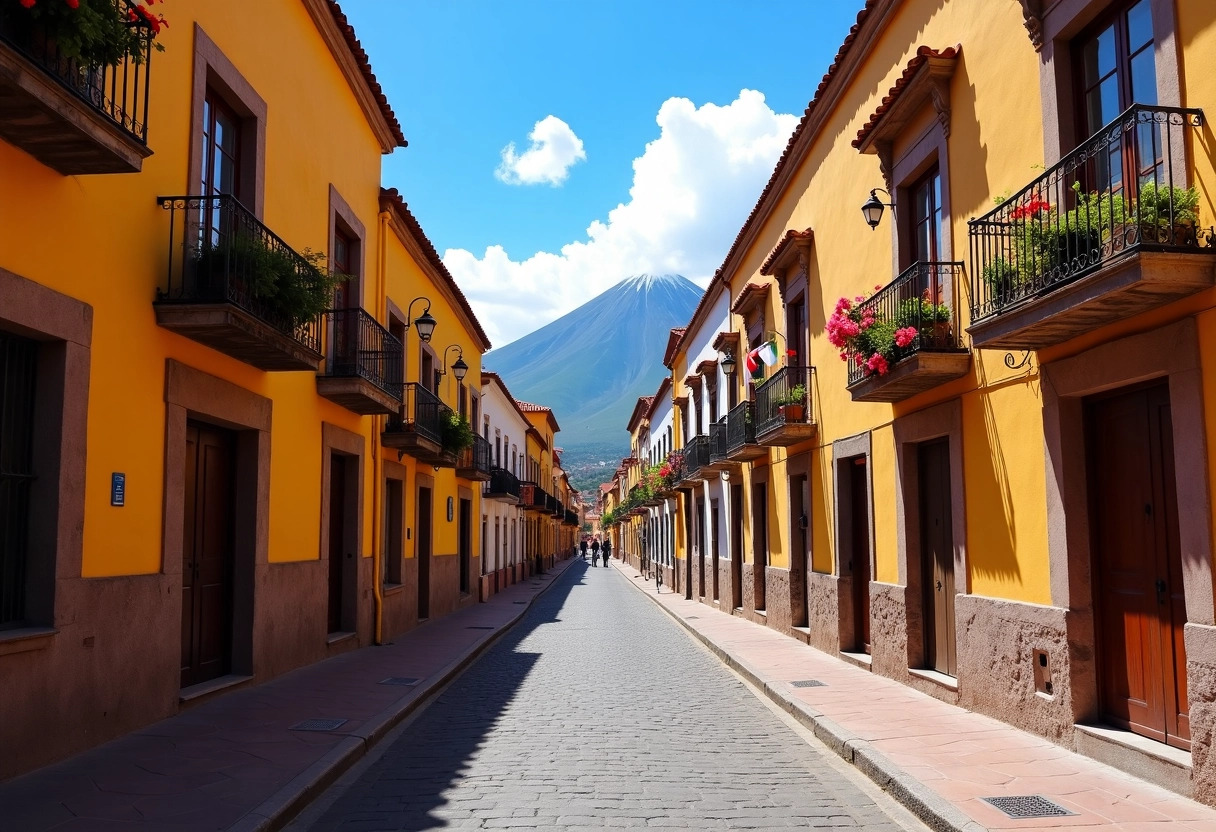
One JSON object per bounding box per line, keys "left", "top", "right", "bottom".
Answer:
{"left": 621, "top": 568, "right": 982, "bottom": 832}
{"left": 232, "top": 561, "right": 576, "bottom": 832}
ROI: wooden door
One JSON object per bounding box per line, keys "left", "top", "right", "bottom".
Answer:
{"left": 1089, "top": 382, "right": 1189, "bottom": 749}
{"left": 417, "top": 486, "right": 432, "bottom": 619}
{"left": 850, "top": 457, "right": 872, "bottom": 653}
{"left": 791, "top": 475, "right": 809, "bottom": 628}
{"left": 182, "top": 423, "right": 235, "bottom": 688}
{"left": 327, "top": 453, "right": 346, "bottom": 634}
{"left": 753, "top": 482, "right": 768, "bottom": 611}
{"left": 918, "top": 439, "right": 956, "bottom": 675}
{"left": 696, "top": 497, "right": 706, "bottom": 597}
{"left": 459, "top": 498, "right": 472, "bottom": 594}
{"left": 730, "top": 484, "right": 744, "bottom": 609}
{"left": 710, "top": 499, "right": 720, "bottom": 602}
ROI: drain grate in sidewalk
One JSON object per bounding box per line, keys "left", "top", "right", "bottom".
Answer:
{"left": 379, "top": 677, "right": 420, "bottom": 686}
{"left": 981, "top": 796, "right": 1075, "bottom": 819}
{"left": 790, "top": 680, "right": 826, "bottom": 688}
{"left": 290, "top": 718, "right": 347, "bottom": 732}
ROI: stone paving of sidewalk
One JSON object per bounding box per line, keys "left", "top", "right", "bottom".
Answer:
{"left": 612, "top": 559, "right": 1216, "bottom": 832}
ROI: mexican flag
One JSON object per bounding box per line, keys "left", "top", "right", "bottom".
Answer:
{"left": 745, "top": 339, "right": 779, "bottom": 378}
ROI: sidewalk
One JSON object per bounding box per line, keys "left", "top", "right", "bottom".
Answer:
{"left": 612, "top": 559, "right": 1216, "bottom": 832}
{"left": 0, "top": 559, "right": 576, "bottom": 832}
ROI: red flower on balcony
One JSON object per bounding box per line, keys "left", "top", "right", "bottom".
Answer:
{"left": 1009, "top": 198, "right": 1052, "bottom": 220}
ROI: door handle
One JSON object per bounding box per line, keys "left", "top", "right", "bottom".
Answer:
{"left": 936, "top": 580, "right": 943, "bottom": 591}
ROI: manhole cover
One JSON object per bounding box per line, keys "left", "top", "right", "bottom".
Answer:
{"left": 790, "top": 680, "right": 826, "bottom": 688}
{"left": 466, "top": 625, "right": 494, "bottom": 630}
{"left": 379, "top": 677, "right": 420, "bottom": 686}
{"left": 290, "top": 718, "right": 347, "bottom": 732}
{"left": 981, "top": 796, "right": 1075, "bottom": 819}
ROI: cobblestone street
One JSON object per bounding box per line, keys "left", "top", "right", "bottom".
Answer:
{"left": 294, "top": 562, "right": 927, "bottom": 831}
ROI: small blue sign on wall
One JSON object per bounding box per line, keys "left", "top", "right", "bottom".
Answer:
{"left": 111, "top": 473, "right": 126, "bottom": 507}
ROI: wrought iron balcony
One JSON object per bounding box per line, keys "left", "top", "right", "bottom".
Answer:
{"left": 680, "top": 434, "right": 711, "bottom": 482}
{"left": 316, "top": 308, "right": 403, "bottom": 415}
{"left": 702, "top": 418, "right": 731, "bottom": 474}
{"left": 483, "top": 467, "right": 520, "bottom": 503}
{"left": 563, "top": 508, "right": 578, "bottom": 526}
{"left": 755, "top": 366, "right": 817, "bottom": 446}
{"left": 724, "top": 400, "right": 765, "bottom": 462}
{"left": 969, "top": 105, "right": 1216, "bottom": 349}
{"left": 457, "top": 434, "right": 493, "bottom": 481}
{"left": 383, "top": 384, "right": 455, "bottom": 467}
{"left": 519, "top": 481, "right": 548, "bottom": 513}
{"left": 0, "top": 0, "right": 154, "bottom": 173}
{"left": 844, "top": 262, "right": 970, "bottom": 402}
{"left": 154, "top": 195, "right": 325, "bottom": 371}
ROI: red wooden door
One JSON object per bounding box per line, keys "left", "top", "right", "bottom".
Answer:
{"left": 1089, "top": 382, "right": 1188, "bottom": 749}
{"left": 182, "top": 423, "right": 235, "bottom": 688}
{"left": 850, "top": 457, "right": 872, "bottom": 654}
{"left": 919, "top": 439, "right": 956, "bottom": 676}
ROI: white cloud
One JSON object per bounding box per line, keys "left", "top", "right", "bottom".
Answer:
{"left": 448, "top": 90, "right": 799, "bottom": 347}
{"left": 495, "top": 115, "right": 587, "bottom": 186}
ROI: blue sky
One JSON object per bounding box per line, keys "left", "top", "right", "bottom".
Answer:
{"left": 340, "top": 1, "right": 867, "bottom": 347}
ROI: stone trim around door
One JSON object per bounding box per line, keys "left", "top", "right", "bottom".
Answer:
{"left": 827, "top": 432, "right": 874, "bottom": 656}
{"left": 1041, "top": 317, "right": 1214, "bottom": 723}
{"left": 890, "top": 398, "right": 967, "bottom": 703}
{"left": 319, "top": 422, "right": 366, "bottom": 643}
{"left": 0, "top": 267, "right": 92, "bottom": 636}
{"left": 163, "top": 359, "right": 271, "bottom": 682}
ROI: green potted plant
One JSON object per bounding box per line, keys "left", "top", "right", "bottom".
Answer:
{"left": 440, "top": 410, "right": 474, "bottom": 456}
{"left": 1135, "top": 182, "right": 1199, "bottom": 245}
{"left": 9, "top": 0, "right": 168, "bottom": 66}
{"left": 773, "top": 383, "right": 807, "bottom": 422}
{"left": 196, "top": 234, "right": 341, "bottom": 332}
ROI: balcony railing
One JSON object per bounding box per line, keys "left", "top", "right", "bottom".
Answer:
{"left": 725, "top": 400, "right": 758, "bottom": 456}
{"left": 969, "top": 105, "right": 1213, "bottom": 325}
{"left": 709, "top": 418, "right": 728, "bottom": 463}
{"left": 388, "top": 383, "right": 445, "bottom": 445}
{"left": 457, "top": 434, "right": 493, "bottom": 480}
{"left": 155, "top": 195, "right": 324, "bottom": 367}
{"left": 484, "top": 467, "right": 520, "bottom": 501}
{"left": 846, "top": 263, "right": 964, "bottom": 387}
{"left": 564, "top": 509, "right": 578, "bottom": 526}
{"left": 682, "top": 434, "right": 711, "bottom": 481}
{"left": 519, "top": 481, "right": 548, "bottom": 512}
{"left": 756, "top": 366, "right": 815, "bottom": 439}
{"left": 321, "top": 307, "right": 403, "bottom": 401}
{"left": 0, "top": 0, "right": 153, "bottom": 172}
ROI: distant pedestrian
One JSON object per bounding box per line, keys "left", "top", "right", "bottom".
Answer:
{"left": 579, "top": 538, "right": 588, "bottom": 561}
{"left": 602, "top": 537, "right": 612, "bottom": 563}
{"left": 591, "top": 537, "right": 600, "bottom": 566}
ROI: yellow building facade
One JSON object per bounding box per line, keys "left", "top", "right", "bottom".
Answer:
{"left": 614, "top": 0, "right": 1216, "bottom": 802}
{"left": 0, "top": 0, "right": 510, "bottom": 778}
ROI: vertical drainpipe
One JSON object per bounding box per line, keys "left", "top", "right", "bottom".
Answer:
{"left": 371, "top": 208, "right": 391, "bottom": 645}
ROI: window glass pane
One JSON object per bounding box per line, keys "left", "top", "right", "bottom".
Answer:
{"left": 1130, "top": 47, "right": 1157, "bottom": 106}
{"left": 1127, "top": 0, "right": 1153, "bottom": 51}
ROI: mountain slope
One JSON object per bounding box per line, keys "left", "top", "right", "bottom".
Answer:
{"left": 484, "top": 274, "right": 701, "bottom": 459}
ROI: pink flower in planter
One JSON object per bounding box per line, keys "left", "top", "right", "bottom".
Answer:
{"left": 894, "top": 326, "right": 918, "bottom": 348}
{"left": 865, "top": 353, "right": 889, "bottom": 376}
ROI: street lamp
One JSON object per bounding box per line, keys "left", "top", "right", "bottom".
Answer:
{"left": 405, "top": 297, "right": 437, "bottom": 342}
{"left": 720, "top": 349, "right": 736, "bottom": 378}
{"left": 861, "top": 188, "right": 895, "bottom": 230}
{"left": 440, "top": 345, "right": 467, "bottom": 382}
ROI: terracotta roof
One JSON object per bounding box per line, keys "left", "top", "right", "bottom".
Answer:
{"left": 516, "top": 401, "right": 550, "bottom": 412}
{"left": 662, "top": 327, "right": 687, "bottom": 370}
{"left": 325, "top": 2, "right": 407, "bottom": 149}
{"left": 730, "top": 282, "right": 770, "bottom": 316}
{"left": 380, "top": 188, "right": 491, "bottom": 351}
{"left": 672, "top": 0, "right": 886, "bottom": 358}
{"left": 853, "top": 45, "right": 962, "bottom": 149}
{"left": 760, "top": 228, "right": 815, "bottom": 276}
{"left": 645, "top": 376, "right": 672, "bottom": 421}
{"left": 626, "top": 397, "right": 654, "bottom": 434}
